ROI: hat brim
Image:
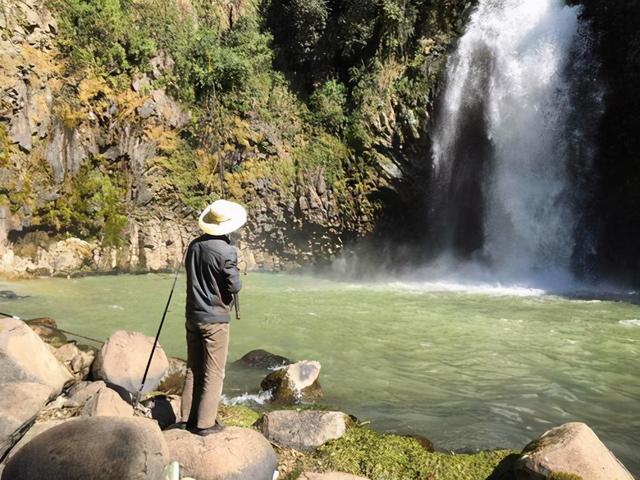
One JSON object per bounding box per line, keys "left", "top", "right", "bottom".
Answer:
{"left": 198, "top": 203, "right": 247, "bottom": 236}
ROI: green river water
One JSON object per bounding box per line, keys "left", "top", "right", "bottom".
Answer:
{"left": 1, "top": 273, "right": 639, "bottom": 474}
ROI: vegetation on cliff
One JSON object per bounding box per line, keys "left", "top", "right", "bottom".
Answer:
{"left": 1, "top": 0, "right": 472, "bottom": 269}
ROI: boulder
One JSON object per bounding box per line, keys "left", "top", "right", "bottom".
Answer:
{"left": 24, "top": 317, "right": 68, "bottom": 348}
{"left": 91, "top": 330, "right": 169, "bottom": 394}
{"left": 66, "top": 380, "right": 107, "bottom": 405}
{"left": 157, "top": 356, "right": 187, "bottom": 395}
{"left": 54, "top": 342, "right": 95, "bottom": 378}
{"left": 298, "top": 473, "right": 369, "bottom": 480}
{"left": 260, "top": 410, "right": 348, "bottom": 451}
{"left": 2, "top": 417, "right": 169, "bottom": 480}
{"left": 0, "top": 317, "right": 73, "bottom": 394}
{"left": 238, "top": 349, "right": 292, "bottom": 369}
{"left": 82, "top": 386, "right": 134, "bottom": 417}
{"left": 164, "top": 427, "right": 278, "bottom": 480}
{"left": 0, "top": 290, "right": 19, "bottom": 300}
{"left": 261, "top": 360, "right": 322, "bottom": 404}
{"left": 144, "top": 394, "right": 181, "bottom": 429}
{"left": 515, "top": 422, "right": 634, "bottom": 480}
{"left": 3, "top": 419, "right": 68, "bottom": 462}
{"left": 0, "top": 382, "right": 53, "bottom": 457}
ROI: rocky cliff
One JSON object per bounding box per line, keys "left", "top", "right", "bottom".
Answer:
{"left": 569, "top": 1, "right": 640, "bottom": 284}
{"left": 0, "top": 0, "right": 473, "bottom": 276}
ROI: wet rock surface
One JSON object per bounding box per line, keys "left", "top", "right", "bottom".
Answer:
{"left": 238, "top": 349, "right": 292, "bottom": 369}
{"left": 261, "top": 360, "right": 323, "bottom": 404}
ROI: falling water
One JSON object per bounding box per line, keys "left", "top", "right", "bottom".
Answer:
{"left": 430, "top": 0, "right": 602, "bottom": 282}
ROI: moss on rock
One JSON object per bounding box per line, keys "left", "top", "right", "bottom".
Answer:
{"left": 548, "top": 473, "right": 583, "bottom": 480}
{"left": 218, "top": 404, "right": 262, "bottom": 428}
{"left": 313, "top": 426, "right": 512, "bottom": 480}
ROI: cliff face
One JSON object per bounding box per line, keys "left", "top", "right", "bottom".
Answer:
{"left": 0, "top": 0, "right": 473, "bottom": 276}
{"left": 570, "top": 1, "right": 640, "bottom": 284}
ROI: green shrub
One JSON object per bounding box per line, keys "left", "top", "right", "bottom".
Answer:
{"left": 40, "top": 156, "right": 128, "bottom": 246}
{"left": 309, "top": 79, "right": 348, "bottom": 134}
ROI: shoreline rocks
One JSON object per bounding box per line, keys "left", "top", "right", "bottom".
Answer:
{"left": 0, "top": 322, "right": 636, "bottom": 480}
{"left": 2, "top": 417, "right": 169, "bottom": 480}
{"left": 0, "top": 316, "right": 73, "bottom": 394}
{"left": 91, "top": 330, "right": 169, "bottom": 394}
{"left": 164, "top": 427, "right": 278, "bottom": 480}
{"left": 260, "top": 410, "right": 349, "bottom": 451}
{"left": 514, "top": 422, "right": 634, "bottom": 480}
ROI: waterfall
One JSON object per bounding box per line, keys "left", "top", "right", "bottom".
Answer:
{"left": 429, "top": 0, "right": 602, "bottom": 282}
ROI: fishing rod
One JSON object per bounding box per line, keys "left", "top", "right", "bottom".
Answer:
{"left": 0, "top": 311, "right": 104, "bottom": 345}
{"left": 134, "top": 246, "right": 187, "bottom": 406}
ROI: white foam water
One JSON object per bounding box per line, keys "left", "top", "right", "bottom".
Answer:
{"left": 619, "top": 319, "right": 640, "bottom": 328}
{"left": 430, "top": 0, "right": 601, "bottom": 280}
{"left": 221, "top": 390, "right": 273, "bottom": 406}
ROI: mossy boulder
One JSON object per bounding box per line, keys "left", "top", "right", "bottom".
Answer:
{"left": 514, "top": 422, "right": 633, "bottom": 480}
{"left": 261, "top": 360, "right": 323, "bottom": 404}
{"left": 25, "top": 317, "right": 68, "bottom": 348}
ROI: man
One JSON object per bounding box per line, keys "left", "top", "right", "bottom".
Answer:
{"left": 181, "top": 199, "right": 246, "bottom": 435}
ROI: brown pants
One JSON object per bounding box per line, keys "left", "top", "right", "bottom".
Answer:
{"left": 180, "top": 322, "right": 230, "bottom": 429}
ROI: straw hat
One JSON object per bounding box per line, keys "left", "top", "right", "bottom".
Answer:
{"left": 198, "top": 200, "right": 247, "bottom": 236}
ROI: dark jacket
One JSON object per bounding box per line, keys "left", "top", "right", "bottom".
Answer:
{"left": 185, "top": 234, "right": 242, "bottom": 324}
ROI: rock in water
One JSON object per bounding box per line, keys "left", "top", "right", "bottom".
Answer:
{"left": 238, "top": 349, "right": 292, "bottom": 369}
{"left": 515, "top": 422, "right": 634, "bottom": 480}
{"left": 91, "top": 330, "right": 169, "bottom": 394}
{"left": 260, "top": 410, "right": 348, "bottom": 451}
{"left": 260, "top": 360, "right": 322, "bottom": 404}
{"left": 1, "top": 417, "right": 169, "bottom": 480}
{"left": 0, "top": 383, "right": 53, "bottom": 458}
{"left": 0, "top": 317, "right": 73, "bottom": 394}
{"left": 164, "top": 427, "right": 278, "bottom": 480}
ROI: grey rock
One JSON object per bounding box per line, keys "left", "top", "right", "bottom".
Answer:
{"left": 0, "top": 290, "right": 19, "bottom": 299}
{"left": 82, "top": 386, "right": 134, "bottom": 417}
{"left": 53, "top": 342, "right": 94, "bottom": 379}
{"left": 66, "top": 380, "right": 107, "bottom": 406}
{"left": 0, "top": 317, "right": 73, "bottom": 393}
{"left": 91, "top": 330, "right": 169, "bottom": 394}
{"left": 260, "top": 410, "right": 348, "bottom": 451}
{"left": 3, "top": 419, "right": 69, "bottom": 462}
{"left": 0, "top": 382, "right": 52, "bottom": 458}
{"left": 164, "top": 427, "right": 277, "bottom": 480}
{"left": 1, "top": 416, "right": 169, "bottom": 480}
{"left": 238, "top": 349, "right": 291, "bottom": 370}
{"left": 138, "top": 98, "right": 157, "bottom": 119}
